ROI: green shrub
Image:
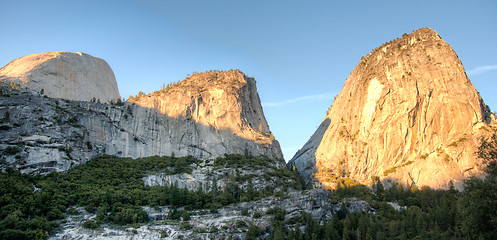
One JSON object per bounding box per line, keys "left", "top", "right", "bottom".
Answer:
{"left": 82, "top": 220, "right": 97, "bottom": 229}
{"left": 181, "top": 211, "right": 191, "bottom": 221}
{"left": 110, "top": 205, "right": 148, "bottom": 225}
{"left": 241, "top": 209, "right": 249, "bottom": 216}
{"left": 266, "top": 207, "right": 286, "bottom": 222}
{"left": 180, "top": 222, "right": 193, "bottom": 230}
{"left": 245, "top": 224, "right": 261, "bottom": 240}
{"left": 237, "top": 220, "right": 248, "bottom": 228}
{"left": 4, "top": 146, "right": 21, "bottom": 155}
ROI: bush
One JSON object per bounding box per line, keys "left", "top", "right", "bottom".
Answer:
{"left": 266, "top": 207, "right": 286, "bottom": 222}
{"left": 241, "top": 209, "right": 249, "bottom": 216}
{"left": 4, "top": 146, "right": 21, "bottom": 155}
{"left": 245, "top": 224, "right": 261, "bottom": 240}
{"left": 181, "top": 211, "right": 190, "bottom": 221}
{"left": 167, "top": 208, "right": 181, "bottom": 220}
{"left": 110, "top": 205, "right": 148, "bottom": 225}
{"left": 82, "top": 220, "right": 98, "bottom": 229}
{"left": 237, "top": 220, "right": 248, "bottom": 228}
{"left": 179, "top": 222, "right": 193, "bottom": 230}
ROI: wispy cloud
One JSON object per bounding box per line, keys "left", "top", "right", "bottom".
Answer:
{"left": 467, "top": 65, "right": 497, "bottom": 76}
{"left": 263, "top": 93, "right": 335, "bottom": 107}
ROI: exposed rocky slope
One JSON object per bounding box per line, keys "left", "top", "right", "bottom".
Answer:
{"left": 0, "top": 70, "right": 282, "bottom": 174}
{"left": 0, "top": 52, "right": 120, "bottom": 103}
{"left": 289, "top": 28, "right": 495, "bottom": 190}
{"left": 49, "top": 189, "right": 372, "bottom": 240}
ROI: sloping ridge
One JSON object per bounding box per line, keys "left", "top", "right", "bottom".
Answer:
{"left": 289, "top": 28, "right": 495, "bottom": 189}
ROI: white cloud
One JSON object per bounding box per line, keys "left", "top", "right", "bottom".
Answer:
{"left": 262, "top": 93, "right": 335, "bottom": 107}
{"left": 467, "top": 65, "right": 497, "bottom": 76}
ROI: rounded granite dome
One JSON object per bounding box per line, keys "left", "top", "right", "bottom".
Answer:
{"left": 0, "top": 51, "right": 120, "bottom": 102}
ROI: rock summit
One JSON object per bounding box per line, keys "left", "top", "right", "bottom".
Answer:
{"left": 0, "top": 51, "right": 120, "bottom": 102}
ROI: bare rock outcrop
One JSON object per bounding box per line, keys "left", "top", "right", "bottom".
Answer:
{"left": 289, "top": 28, "right": 495, "bottom": 190}
{"left": 0, "top": 70, "right": 283, "bottom": 173}
{"left": 124, "top": 70, "right": 282, "bottom": 160}
{"left": 49, "top": 188, "right": 371, "bottom": 240}
{"left": 0, "top": 52, "right": 120, "bottom": 103}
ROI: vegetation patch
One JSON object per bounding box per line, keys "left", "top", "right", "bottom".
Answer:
{"left": 214, "top": 153, "right": 276, "bottom": 169}
{"left": 0, "top": 154, "right": 287, "bottom": 239}
{"left": 383, "top": 166, "right": 398, "bottom": 176}
{"left": 383, "top": 161, "right": 414, "bottom": 177}
{"left": 3, "top": 146, "right": 21, "bottom": 155}
{"left": 449, "top": 137, "right": 468, "bottom": 147}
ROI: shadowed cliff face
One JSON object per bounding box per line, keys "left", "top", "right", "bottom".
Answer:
{"left": 290, "top": 28, "right": 496, "bottom": 190}
{"left": 0, "top": 52, "right": 120, "bottom": 103}
{"left": 0, "top": 70, "right": 283, "bottom": 174}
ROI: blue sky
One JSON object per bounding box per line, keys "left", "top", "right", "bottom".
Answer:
{"left": 1, "top": 0, "right": 496, "bottom": 160}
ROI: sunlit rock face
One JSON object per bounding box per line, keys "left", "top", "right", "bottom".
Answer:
{"left": 289, "top": 28, "right": 495, "bottom": 190}
{"left": 126, "top": 70, "right": 282, "bottom": 161}
{"left": 0, "top": 52, "right": 120, "bottom": 103}
{"left": 0, "top": 69, "right": 283, "bottom": 174}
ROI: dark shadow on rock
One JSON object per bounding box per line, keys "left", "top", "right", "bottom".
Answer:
{"left": 287, "top": 118, "right": 331, "bottom": 184}
{"left": 0, "top": 91, "right": 284, "bottom": 174}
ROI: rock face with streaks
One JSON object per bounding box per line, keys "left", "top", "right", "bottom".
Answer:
{"left": 0, "top": 68, "right": 282, "bottom": 173}
{"left": 125, "top": 70, "right": 282, "bottom": 161}
{"left": 289, "top": 28, "right": 495, "bottom": 190}
{"left": 0, "top": 52, "right": 120, "bottom": 103}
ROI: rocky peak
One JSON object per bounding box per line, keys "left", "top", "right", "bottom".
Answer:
{"left": 0, "top": 67, "right": 282, "bottom": 174}
{"left": 0, "top": 51, "right": 120, "bottom": 103}
{"left": 290, "top": 28, "right": 495, "bottom": 190}
{"left": 127, "top": 69, "right": 281, "bottom": 160}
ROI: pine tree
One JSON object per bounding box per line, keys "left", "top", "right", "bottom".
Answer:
{"left": 458, "top": 134, "right": 497, "bottom": 239}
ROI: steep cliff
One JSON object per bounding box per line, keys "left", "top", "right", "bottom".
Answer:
{"left": 289, "top": 28, "right": 495, "bottom": 189}
{"left": 0, "top": 70, "right": 283, "bottom": 174}
{"left": 126, "top": 70, "right": 282, "bottom": 161}
{"left": 0, "top": 52, "right": 120, "bottom": 103}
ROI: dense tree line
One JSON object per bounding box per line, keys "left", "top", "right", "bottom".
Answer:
{"left": 245, "top": 134, "right": 497, "bottom": 240}
{"left": 0, "top": 154, "right": 297, "bottom": 239}
{"left": 1, "top": 134, "right": 497, "bottom": 239}
{"left": 263, "top": 183, "right": 460, "bottom": 240}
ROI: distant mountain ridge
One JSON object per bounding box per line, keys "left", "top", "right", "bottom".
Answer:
{"left": 289, "top": 28, "right": 496, "bottom": 190}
